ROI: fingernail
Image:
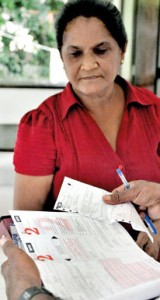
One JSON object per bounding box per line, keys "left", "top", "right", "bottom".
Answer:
{"left": 1, "top": 234, "right": 6, "bottom": 239}
{"left": 103, "top": 195, "right": 111, "bottom": 201}
{"left": 0, "top": 235, "right": 7, "bottom": 247}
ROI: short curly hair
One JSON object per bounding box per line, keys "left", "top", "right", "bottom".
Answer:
{"left": 55, "top": 0, "right": 128, "bottom": 53}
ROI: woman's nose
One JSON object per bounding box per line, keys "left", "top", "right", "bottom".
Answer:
{"left": 81, "top": 54, "right": 98, "bottom": 71}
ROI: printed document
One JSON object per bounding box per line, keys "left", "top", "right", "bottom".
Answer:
{"left": 10, "top": 210, "right": 160, "bottom": 300}
{"left": 54, "top": 177, "right": 153, "bottom": 241}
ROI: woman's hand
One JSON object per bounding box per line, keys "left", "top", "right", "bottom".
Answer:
{"left": 0, "top": 236, "right": 42, "bottom": 300}
{"left": 136, "top": 220, "right": 160, "bottom": 260}
{"left": 103, "top": 180, "right": 160, "bottom": 220}
{"left": 103, "top": 181, "right": 160, "bottom": 260}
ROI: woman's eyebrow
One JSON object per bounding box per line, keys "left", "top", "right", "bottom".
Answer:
{"left": 66, "top": 41, "right": 111, "bottom": 51}
{"left": 67, "top": 45, "right": 81, "bottom": 50}
{"left": 93, "top": 41, "right": 111, "bottom": 48}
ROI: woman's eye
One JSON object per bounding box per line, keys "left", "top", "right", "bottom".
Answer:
{"left": 70, "top": 51, "right": 82, "bottom": 58}
{"left": 94, "top": 48, "right": 108, "bottom": 55}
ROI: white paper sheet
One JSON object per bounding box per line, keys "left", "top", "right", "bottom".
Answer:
{"left": 54, "top": 177, "right": 153, "bottom": 241}
{"left": 9, "top": 210, "right": 160, "bottom": 300}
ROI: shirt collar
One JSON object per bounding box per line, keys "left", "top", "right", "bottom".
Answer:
{"left": 61, "top": 82, "right": 83, "bottom": 120}
{"left": 61, "top": 77, "right": 158, "bottom": 120}
{"left": 116, "top": 76, "right": 158, "bottom": 107}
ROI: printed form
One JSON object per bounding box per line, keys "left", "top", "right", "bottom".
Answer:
{"left": 10, "top": 210, "right": 160, "bottom": 300}
{"left": 54, "top": 177, "right": 153, "bottom": 241}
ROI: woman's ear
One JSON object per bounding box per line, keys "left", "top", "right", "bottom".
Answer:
{"left": 121, "top": 42, "right": 128, "bottom": 64}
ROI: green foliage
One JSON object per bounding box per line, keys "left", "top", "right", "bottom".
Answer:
{"left": 0, "top": 0, "right": 64, "bottom": 84}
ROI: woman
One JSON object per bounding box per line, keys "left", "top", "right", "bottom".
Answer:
{"left": 13, "top": 0, "right": 160, "bottom": 258}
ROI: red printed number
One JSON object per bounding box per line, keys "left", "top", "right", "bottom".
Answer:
{"left": 37, "top": 255, "right": 54, "bottom": 261}
{"left": 24, "top": 227, "right": 40, "bottom": 235}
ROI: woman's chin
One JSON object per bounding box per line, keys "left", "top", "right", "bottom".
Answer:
{"left": 76, "top": 86, "right": 106, "bottom": 99}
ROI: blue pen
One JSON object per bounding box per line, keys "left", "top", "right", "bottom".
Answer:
{"left": 116, "top": 168, "right": 157, "bottom": 235}
{"left": 116, "top": 168, "right": 130, "bottom": 190}
{"left": 144, "top": 214, "right": 157, "bottom": 235}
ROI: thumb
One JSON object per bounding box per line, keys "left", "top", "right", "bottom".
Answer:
{"left": 103, "top": 190, "right": 131, "bottom": 205}
{"left": 0, "top": 235, "right": 10, "bottom": 247}
{"left": 0, "top": 235, "right": 15, "bottom": 257}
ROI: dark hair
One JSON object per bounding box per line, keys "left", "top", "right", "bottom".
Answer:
{"left": 55, "top": 0, "right": 128, "bottom": 53}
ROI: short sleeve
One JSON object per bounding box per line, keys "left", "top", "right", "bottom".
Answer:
{"left": 13, "top": 107, "right": 56, "bottom": 175}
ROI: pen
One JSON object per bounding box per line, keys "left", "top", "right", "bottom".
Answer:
{"left": 116, "top": 168, "right": 157, "bottom": 235}
{"left": 116, "top": 168, "right": 130, "bottom": 190}
{"left": 144, "top": 214, "right": 157, "bottom": 235}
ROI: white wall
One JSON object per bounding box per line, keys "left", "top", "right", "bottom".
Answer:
{"left": 0, "top": 87, "right": 62, "bottom": 124}
{"left": 0, "top": 87, "right": 63, "bottom": 218}
{"left": 121, "top": 0, "right": 135, "bottom": 82}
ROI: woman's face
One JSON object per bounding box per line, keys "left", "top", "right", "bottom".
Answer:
{"left": 61, "top": 16, "right": 125, "bottom": 99}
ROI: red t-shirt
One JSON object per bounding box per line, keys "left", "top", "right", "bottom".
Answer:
{"left": 14, "top": 76, "right": 160, "bottom": 206}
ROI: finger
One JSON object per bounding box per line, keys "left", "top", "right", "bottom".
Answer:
{"left": 1, "top": 260, "right": 10, "bottom": 299}
{"left": 136, "top": 232, "right": 149, "bottom": 249}
{"left": 1, "top": 260, "right": 9, "bottom": 279}
{"left": 139, "top": 211, "right": 146, "bottom": 220}
{"left": 144, "top": 241, "right": 159, "bottom": 260}
{"left": 139, "top": 206, "right": 146, "bottom": 211}
{"left": 0, "top": 235, "right": 9, "bottom": 247}
{"left": 0, "top": 236, "right": 17, "bottom": 258}
{"left": 103, "top": 190, "right": 130, "bottom": 204}
{"left": 103, "top": 191, "right": 120, "bottom": 204}
{"left": 148, "top": 206, "right": 160, "bottom": 221}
